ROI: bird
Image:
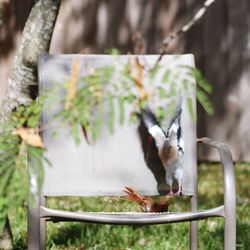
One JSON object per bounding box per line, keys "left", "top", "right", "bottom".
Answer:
{"left": 139, "top": 99, "right": 184, "bottom": 196}
{"left": 123, "top": 186, "right": 171, "bottom": 213}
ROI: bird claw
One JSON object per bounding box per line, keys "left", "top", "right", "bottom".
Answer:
{"left": 167, "top": 190, "right": 174, "bottom": 197}
{"left": 175, "top": 190, "right": 182, "bottom": 196}
{"left": 175, "top": 186, "right": 183, "bottom": 196}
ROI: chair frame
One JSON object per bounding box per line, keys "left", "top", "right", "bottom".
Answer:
{"left": 28, "top": 137, "right": 236, "bottom": 250}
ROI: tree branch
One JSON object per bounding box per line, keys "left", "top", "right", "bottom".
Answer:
{"left": 0, "top": 0, "right": 61, "bottom": 122}
{"left": 156, "top": 0, "right": 216, "bottom": 64}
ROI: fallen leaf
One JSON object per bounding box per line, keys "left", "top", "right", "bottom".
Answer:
{"left": 13, "top": 128, "right": 44, "bottom": 148}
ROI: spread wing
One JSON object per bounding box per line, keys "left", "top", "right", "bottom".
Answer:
{"left": 166, "top": 97, "right": 184, "bottom": 154}
{"left": 140, "top": 108, "right": 166, "bottom": 149}
{"left": 140, "top": 95, "right": 184, "bottom": 154}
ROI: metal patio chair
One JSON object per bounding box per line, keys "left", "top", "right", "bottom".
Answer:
{"left": 28, "top": 54, "right": 236, "bottom": 250}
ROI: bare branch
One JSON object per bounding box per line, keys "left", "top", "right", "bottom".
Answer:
{"left": 156, "top": 0, "right": 216, "bottom": 64}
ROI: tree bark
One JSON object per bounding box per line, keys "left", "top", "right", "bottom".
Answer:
{"left": 0, "top": 0, "right": 60, "bottom": 248}
{"left": 0, "top": 217, "right": 12, "bottom": 250}
{"left": 0, "top": 0, "right": 61, "bottom": 121}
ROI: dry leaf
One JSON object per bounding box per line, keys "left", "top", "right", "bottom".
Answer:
{"left": 65, "top": 59, "right": 81, "bottom": 110}
{"left": 130, "top": 58, "right": 150, "bottom": 102}
{"left": 130, "top": 58, "right": 144, "bottom": 88}
{"left": 13, "top": 128, "right": 44, "bottom": 148}
{"left": 129, "top": 58, "right": 151, "bottom": 115}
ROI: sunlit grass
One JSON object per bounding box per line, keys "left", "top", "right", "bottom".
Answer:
{"left": 10, "top": 163, "right": 250, "bottom": 249}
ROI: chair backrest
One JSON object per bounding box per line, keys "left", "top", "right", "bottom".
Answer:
{"left": 39, "top": 54, "right": 197, "bottom": 197}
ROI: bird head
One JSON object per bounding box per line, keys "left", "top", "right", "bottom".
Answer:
{"left": 162, "top": 140, "right": 171, "bottom": 158}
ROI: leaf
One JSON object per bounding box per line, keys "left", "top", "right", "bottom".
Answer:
{"left": 158, "top": 87, "right": 167, "bottom": 99}
{"left": 108, "top": 95, "right": 115, "bottom": 134}
{"left": 27, "top": 116, "right": 39, "bottom": 128}
{"left": 118, "top": 96, "right": 125, "bottom": 125}
{"left": 121, "top": 73, "right": 135, "bottom": 87}
{"left": 27, "top": 146, "right": 45, "bottom": 205}
{"left": 99, "top": 66, "right": 115, "bottom": 82}
{"left": 92, "top": 104, "right": 103, "bottom": 142}
{"left": 182, "top": 79, "right": 189, "bottom": 91}
{"left": 128, "top": 112, "right": 137, "bottom": 124}
{"left": 155, "top": 107, "right": 165, "bottom": 121}
{"left": 124, "top": 94, "right": 136, "bottom": 104}
{"left": 139, "top": 100, "right": 147, "bottom": 110}
{"left": 13, "top": 128, "right": 44, "bottom": 148}
{"left": 149, "top": 65, "right": 160, "bottom": 80}
{"left": 162, "top": 69, "right": 171, "bottom": 83}
{"left": 186, "top": 97, "right": 196, "bottom": 121}
{"left": 170, "top": 81, "right": 177, "bottom": 97}
{"left": 0, "top": 164, "right": 14, "bottom": 193}
{"left": 106, "top": 48, "right": 120, "bottom": 55}
{"left": 198, "top": 78, "right": 213, "bottom": 94}
{"left": 0, "top": 198, "right": 8, "bottom": 233}
{"left": 70, "top": 123, "right": 81, "bottom": 144}
{"left": 167, "top": 101, "right": 176, "bottom": 118}
{"left": 129, "top": 58, "right": 150, "bottom": 103}
{"left": 131, "top": 58, "right": 144, "bottom": 89}
{"left": 197, "top": 89, "right": 214, "bottom": 115}
{"left": 89, "top": 84, "right": 102, "bottom": 100}
{"left": 65, "top": 59, "right": 81, "bottom": 110}
{"left": 192, "top": 68, "right": 213, "bottom": 94}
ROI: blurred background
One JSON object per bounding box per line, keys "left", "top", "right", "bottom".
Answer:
{"left": 1, "top": 0, "right": 250, "bottom": 161}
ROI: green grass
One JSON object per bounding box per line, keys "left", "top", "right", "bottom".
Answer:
{"left": 10, "top": 163, "right": 250, "bottom": 250}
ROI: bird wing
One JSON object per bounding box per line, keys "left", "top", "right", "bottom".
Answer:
{"left": 166, "top": 96, "right": 184, "bottom": 152}
{"left": 123, "top": 187, "right": 150, "bottom": 207}
{"left": 140, "top": 108, "right": 166, "bottom": 149}
{"left": 148, "top": 125, "right": 166, "bottom": 149}
{"left": 123, "top": 187, "right": 171, "bottom": 213}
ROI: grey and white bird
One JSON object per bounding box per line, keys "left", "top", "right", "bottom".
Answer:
{"left": 140, "top": 102, "right": 184, "bottom": 196}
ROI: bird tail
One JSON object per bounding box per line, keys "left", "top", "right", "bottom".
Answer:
{"left": 123, "top": 186, "right": 149, "bottom": 206}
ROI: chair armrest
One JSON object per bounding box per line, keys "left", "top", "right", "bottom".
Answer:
{"left": 197, "top": 137, "right": 236, "bottom": 216}
{"left": 198, "top": 137, "right": 236, "bottom": 249}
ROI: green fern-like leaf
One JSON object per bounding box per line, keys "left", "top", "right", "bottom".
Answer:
{"left": 197, "top": 89, "right": 214, "bottom": 115}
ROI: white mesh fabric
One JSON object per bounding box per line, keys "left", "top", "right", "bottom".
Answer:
{"left": 39, "top": 54, "right": 197, "bottom": 196}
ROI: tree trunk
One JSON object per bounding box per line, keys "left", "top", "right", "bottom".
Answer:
{"left": 0, "top": 218, "right": 12, "bottom": 250}
{"left": 0, "top": 0, "right": 60, "bottom": 248}
{"left": 0, "top": 0, "right": 61, "bottom": 121}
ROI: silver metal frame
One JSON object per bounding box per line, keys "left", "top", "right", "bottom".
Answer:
{"left": 28, "top": 138, "right": 236, "bottom": 250}
{"left": 200, "top": 138, "right": 236, "bottom": 250}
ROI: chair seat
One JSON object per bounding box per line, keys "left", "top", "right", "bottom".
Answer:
{"left": 40, "top": 205, "right": 224, "bottom": 225}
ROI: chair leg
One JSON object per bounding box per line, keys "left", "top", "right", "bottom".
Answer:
{"left": 28, "top": 196, "right": 46, "bottom": 250}
{"left": 224, "top": 214, "right": 236, "bottom": 250}
{"left": 190, "top": 221, "right": 198, "bottom": 250}
{"left": 40, "top": 196, "right": 46, "bottom": 250}
{"left": 28, "top": 200, "right": 40, "bottom": 250}
{"left": 223, "top": 152, "right": 236, "bottom": 250}
{"left": 190, "top": 195, "right": 198, "bottom": 250}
